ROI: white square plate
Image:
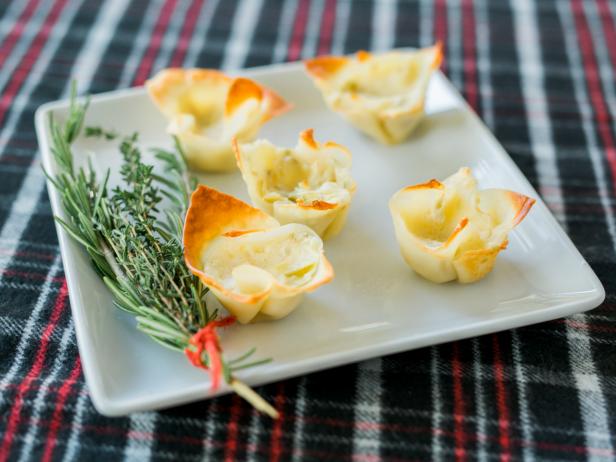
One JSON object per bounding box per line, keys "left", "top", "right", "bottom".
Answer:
{"left": 35, "top": 61, "right": 605, "bottom": 416}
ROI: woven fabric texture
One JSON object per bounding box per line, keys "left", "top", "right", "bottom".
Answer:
{"left": 0, "top": 0, "right": 615, "bottom": 460}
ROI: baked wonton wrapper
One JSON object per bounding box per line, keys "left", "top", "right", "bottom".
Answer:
{"left": 389, "top": 167, "right": 535, "bottom": 283}
{"left": 305, "top": 45, "right": 442, "bottom": 145}
{"left": 146, "top": 69, "right": 290, "bottom": 172}
{"left": 233, "top": 129, "right": 356, "bottom": 239}
{"left": 184, "top": 185, "right": 333, "bottom": 323}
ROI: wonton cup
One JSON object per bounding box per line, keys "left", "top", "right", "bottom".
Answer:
{"left": 389, "top": 168, "right": 535, "bottom": 283}
{"left": 146, "top": 69, "right": 290, "bottom": 172}
{"left": 304, "top": 44, "right": 442, "bottom": 145}
{"left": 233, "top": 129, "right": 356, "bottom": 239}
{"left": 183, "top": 185, "right": 334, "bottom": 323}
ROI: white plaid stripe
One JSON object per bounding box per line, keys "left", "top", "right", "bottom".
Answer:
{"left": 221, "top": 0, "right": 264, "bottom": 71}
{"left": 117, "top": 0, "right": 163, "bottom": 89}
{"left": 300, "top": 0, "right": 324, "bottom": 58}
{"left": 371, "top": 0, "right": 396, "bottom": 52}
{"left": 61, "top": 386, "right": 90, "bottom": 462}
{"left": 511, "top": 0, "right": 567, "bottom": 225}
{"left": 272, "top": 0, "right": 298, "bottom": 63}
{"left": 0, "top": 238, "right": 58, "bottom": 250}
{"left": 290, "top": 378, "right": 307, "bottom": 462}
{"left": 430, "top": 346, "right": 444, "bottom": 462}
{"left": 0, "top": 166, "right": 46, "bottom": 270}
{"left": 0, "top": 316, "right": 71, "bottom": 346}
{"left": 512, "top": 330, "right": 535, "bottom": 461}
{"left": 201, "top": 400, "right": 218, "bottom": 460}
{"left": 511, "top": 330, "right": 535, "bottom": 461}
{"left": 246, "top": 405, "right": 264, "bottom": 462}
{"left": 1, "top": 255, "right": 61, "bottom": 271}
{"left": 566, "top": 315, "right": 616, "bottom": 462}
{"left": 183, "top": 0, "right": 220, "bottom": 68}
{"left": 123, "top": 412, "right": 158, "bottom": 461}
{"left": 330, "top": 0, "right": 350, "bottom": 55}
{"left": 151, "top": 0, "right": 191, "bottom": 75}
{"left": 418, "top": 0, "right": 434, "bottom": 47}
{"left": 352, "top": 358, "right": 383, "bottom": 459}
{"left": 473, "top": 0, "right": 494, "bottom": 128}
{"left": 0, "top": 280, "right": 62, "bottom": 292}
{"left": 73, "top": 0, "right": 131, "bottom": 94}
{"left": 446, "top": 0, "right": 463, "bottom": 89}
{"left": 471, "top": 338, "right": 488, "bottom": 462}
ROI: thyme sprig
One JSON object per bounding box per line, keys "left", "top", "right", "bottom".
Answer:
{"left": 47, "top": 84, "right": 276, "bottom": 417}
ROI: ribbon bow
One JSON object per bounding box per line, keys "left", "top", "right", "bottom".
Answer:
{"left": 184, "top": 316, "right": 236, "bottom": 391}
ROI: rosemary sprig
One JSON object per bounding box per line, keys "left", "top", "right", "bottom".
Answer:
{"left": 47, "top": 83, "right": 277, "bottom": 417}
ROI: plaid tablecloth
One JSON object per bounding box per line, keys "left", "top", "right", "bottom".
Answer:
{"left": 0, "top": 0, "right": 615, "bottom": 460}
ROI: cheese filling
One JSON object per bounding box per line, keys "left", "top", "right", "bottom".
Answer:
{"left": 340, "top": 56, "right": 422, "bottom": 98}
{"left": 202, "top": 224, "right": 322, "bottom": 293}
{"left": 329, "top": 51, "right": 436, "bottom": 113}
{"left": 396, "top": 172, "right": 516, "bottom": 256}
{"left": 245, "top": 144, "right": 353, "bottom": 208}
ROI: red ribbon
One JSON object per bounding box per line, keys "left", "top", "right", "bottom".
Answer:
{"left": 184, "top": 316, "right": 236, "bottom": 391}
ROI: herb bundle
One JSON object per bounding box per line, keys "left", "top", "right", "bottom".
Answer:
{"left": 46, "top": 85, "right": 277, "bottom": 417}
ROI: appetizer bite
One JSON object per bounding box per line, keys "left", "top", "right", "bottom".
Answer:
{"left": 304, "top": 44, "right": 442, "bottom": 145}
{"left": 184, "top": 185, "right": 333, "bottom": 323}
{"left": 146, "top": 69, "right": 290, "bottom": 172}
{"left": 389, "top": 168, "right": 535, "bottom": 283}
{"left": 233, "top": 129, "right": 356, "bottom": 239}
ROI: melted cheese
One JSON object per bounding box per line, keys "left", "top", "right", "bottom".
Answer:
{"left": 305, "top": 45, "right": 442, "bottom": 144}
{"left": 203, "top": 224, "right": 322, "bottom": 291}
{"left": 389, "top": 168, "right": 535, "bottom": 283}
{"left": 235, "top": 130, "right": 356, "bottom": 239}
{"left": 146, "top": 69, "right": 290, "bottom": 172}
{"left": 183, "top": 185, "right": 334, "bottom": 323}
